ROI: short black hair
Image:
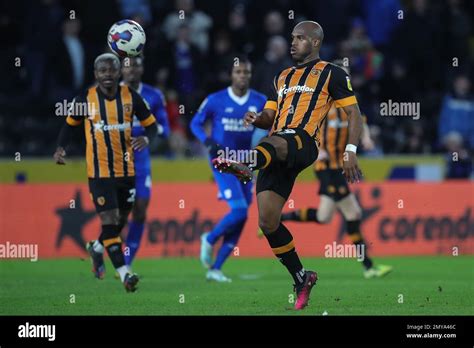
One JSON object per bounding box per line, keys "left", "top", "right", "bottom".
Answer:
{"left": 229, "top": 54, "right": 251, "bottom": 74}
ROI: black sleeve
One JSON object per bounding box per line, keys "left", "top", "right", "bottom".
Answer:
{"left": 267, "top": 76, "right": 278, "bottom": 102}
{"left": 58, "top": 91, "right": 87, "bottom": 147}
{"left": 327, "top": 65, "right": 357, "bottom": 107}
{"left": 144, "top": 123, "right": 158, "bottom": 142}
{"left": 57, "top": 123, "right": 75, "bottom": 147}
{"left": 66, "top": 92, "right": 88, "bottom": 122}
{"left": 130, "top": 87, "right": 152, "bottom": 121}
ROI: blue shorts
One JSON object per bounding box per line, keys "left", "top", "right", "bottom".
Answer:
{"left": 134, "top": 151, "right": 152, "bottom": 200}
{"left": 213, "top": 169, "right": 253, "bottom": 209}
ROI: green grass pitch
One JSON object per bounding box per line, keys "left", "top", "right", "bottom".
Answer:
{"left": 1, "top": 256, "right": 472, "bottom": 315}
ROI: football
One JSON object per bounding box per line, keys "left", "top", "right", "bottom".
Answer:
{"left": 107, "top": 19, "right": 146, "bottom": 57}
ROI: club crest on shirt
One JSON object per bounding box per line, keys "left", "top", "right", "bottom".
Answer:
{"left": 124, "top": 103, "right": 133, "bottom": 113}
{"left": 311, "top": 68, "right": 321, "bottom": 76}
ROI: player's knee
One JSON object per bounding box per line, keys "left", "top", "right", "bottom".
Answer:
{"left": 99, "top": 210, "right": 120, "bottom": 225}
{"left": 100, "top": 224, "right": 121, "bottom": 240}
{"left": 258, "top": 216, "right": 279, "bottom": 233}
{"left": 261, "top": 137, "right": 287, "bottom": 161}
{"left": 343, "top": 203, "right": 362, "bottom": 221}
{"left": 317, "top": 214, "right": 332, "bottom": 224}
{"left": 231, "top": 208, "right": 248, "bottom": 223}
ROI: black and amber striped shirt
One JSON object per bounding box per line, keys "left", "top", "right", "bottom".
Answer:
{"left": 314, "top": 108, "right": 368, "bottom": 171}
{"left": 264, "top": 59, "right": 357, "bottom": 146}
{"left": 314, "top": 105, "right": 348, "bottom": 170}
{"left": 65, "top": 85, "right": 156, "bottom": 178}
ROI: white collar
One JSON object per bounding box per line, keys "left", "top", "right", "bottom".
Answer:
{"left": 227, "top": 87, "right": 250, "bottom": 105}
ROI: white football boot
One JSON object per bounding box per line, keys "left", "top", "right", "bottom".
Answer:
{"left": 206, "top": 269, "right": 232, "bottom": 283}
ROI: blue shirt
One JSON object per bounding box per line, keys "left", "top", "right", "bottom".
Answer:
{"left": 191, "top": 87, "right": 267, "bottom": 153}
{"left": 129, "top": 82, "right": 169, "bottom": 171}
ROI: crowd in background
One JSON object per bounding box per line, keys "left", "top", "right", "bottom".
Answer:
{"left": 1, "top": 0, "right": 473, "bottom": 176}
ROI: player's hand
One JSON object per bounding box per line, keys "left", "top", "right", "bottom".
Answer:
{"left": 54, "top": 147, "right": 66, "bottom": 165}
{"left": 316, "top": 149, "right": 329, "bottom": 161}
{"left": 132, "top": 136, "right": 149, "bottom": 151}
{"left": 361, "top": 135, "right": 375, "bottom": 151}
{"left": 342, "top": 151, "right": 362, "bottom": 183}
{"left": 243, "top": 112, "right": 257, "bottom": 127}
{"left": 204, "top": 138, "right": 222, "bottom": 158}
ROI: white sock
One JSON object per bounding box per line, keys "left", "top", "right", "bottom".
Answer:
{"left": 116, "top": 265, "right": 130, "bottom": 282}
{"left": 93, "top": 240, "right": 104, "bottom": 254}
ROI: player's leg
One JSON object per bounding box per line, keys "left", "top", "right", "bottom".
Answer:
{"left": 336, "top": 193, "right": 392, "bottom": 278}
{"left": 125, "top": 172, "right": 151, "bottom": 266}
{"left": 97, "top": 208, "right": 129, "bottom": 281}
{"left": 125, "top": 198, "right": 149, "bottom": 265}
{"left": 207, "top": 180, "right": 252, "bottom": 282}
{"left": 115, "top": 177, "right": 140, "bottom": 291}
{"left": 86, "top": 178, "right": 117, "bottom": 280}
{"left": 281, "top": 195, "right": 336, "bottom": 223}
{"left": 257, "top": 129, "right": 319, "bottom": 309}
{"left": 281, "top": 169, "right": 337, "bottom": 223}
{"left": 206, "top": 219, "right": 245, "bottom": 283}
{"left": 201, "top": 174, "right": 248, "bottom": 269}
{"left": 213, "top": 135, "right": 288, "bottom": 182}
{"left": 258, "top": 189, "right": 317, "bottom": 309}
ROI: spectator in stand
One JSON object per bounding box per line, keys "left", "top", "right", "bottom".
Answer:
{"left": 228, "top": 4, "right": 253, "bottom": 54}
{"left": 443, "top": 131, "right": 473, "bottom": 179}
{"left": 360, "top": 0, "right": 401, "bottom": 53}
{"left": 207, "top": 30, "right": 236, "bottom": 92}
{"left": 117, "top": 0, "right": 152, "bottom": 27}
{"left": 24, "top": 0, "right": 64, "bottom": 100}
{"left": 48, "top": 18, "right": 86, "bottom": 102}
{"left": 253, "top": 10, "right": 286, "bottom": 57}
{"left": 162, "top": 0, "right": 213, "bottom": 54}
{"left": 165, "top": 90, "right": 188, "bottom": 158}
{"left": 438, "top": 74, "right": 474, "bottom": 150}
{"left": 253, "top": 35, "right": 292, "bottom": 97}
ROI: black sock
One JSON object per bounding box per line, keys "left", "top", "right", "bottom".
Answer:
{"left": 281, "top": 208, "right": 320, "bottom": 223}
{"left": 100, "top": 224, "right": 126, "bottom": 269}
{"left": 251, "top": 142, "right": 277, "bottom": 170}
{"left": 263, "top": 223, "right": 305, "bottom": 285}
{"left": 347, "top": 220, "right": 373, "bottom": 269}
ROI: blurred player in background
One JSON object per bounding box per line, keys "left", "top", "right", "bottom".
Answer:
{"left": 215, "top": 21, "right": 364, "bottom": 309}
{"left": 121, "top": 56, "right": 170, "bottom": 267}
{"left": 191, "top": 56, "right": 266, "bottom": 282}
{"left": 54, "top": 53, "right": 158, "bottom": 292}
{"left": 279, "top": 61, "right": 393, "bottom": 279}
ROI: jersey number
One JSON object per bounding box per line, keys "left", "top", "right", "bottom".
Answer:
{"left": 127, "top": 188, "right": 136, "bottom": 203}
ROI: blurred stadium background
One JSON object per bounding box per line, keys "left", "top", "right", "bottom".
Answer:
{"left": 0, "top": 0, "right": 473, "bottom": 315}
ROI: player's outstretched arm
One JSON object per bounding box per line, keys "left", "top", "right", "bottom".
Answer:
{"left": 54, "top": 94, "right": 86, "bottom": 164}
{"left": 244, "top": 108, "right": 276, "bottom": 130}
{"left": 55, "top": 118, "right": 82, "bottom": 165}
{"left": 342, "top": 103, "right": 363, "bottom": 183}
{"left": 360, "top": 117, "right": 375, "bottom": 151}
